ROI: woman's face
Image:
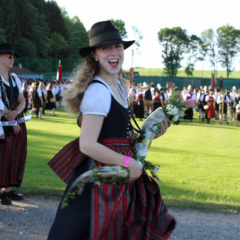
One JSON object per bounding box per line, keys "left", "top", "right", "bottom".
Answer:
{"left": 0, "top": 54, "right": 15, "bottom": 70}
{"left": 93, "top": 44, "right": 124, "bottom": 78}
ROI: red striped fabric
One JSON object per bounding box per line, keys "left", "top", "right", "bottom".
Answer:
{"left": 48, "top": 138, "right": 175, "bottom": 239}
{"left": 48, "top": 138, "right": 86, "bottom": 183}
{"left": 90, "top": 139, "right": 176, "bottom": 240}
{"left": 0, "top": 113, "right": 27, "bottom": 188}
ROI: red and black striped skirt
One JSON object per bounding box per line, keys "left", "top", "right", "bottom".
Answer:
{"left": 0, "top": 120, "right": 27, "bottom": 188}
{"left": 48, "top": 138, "right": 176, "bottom": 240}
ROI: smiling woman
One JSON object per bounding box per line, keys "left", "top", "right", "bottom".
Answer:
{"left": 47, "top": 21, "right": 175, "bottom": 240}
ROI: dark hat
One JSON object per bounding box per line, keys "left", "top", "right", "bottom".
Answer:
{"left": 79, "top": 21, "right": 135, "bottom": 57}
{"left": 0, "top": 43, "right": 20, "bottom": 58}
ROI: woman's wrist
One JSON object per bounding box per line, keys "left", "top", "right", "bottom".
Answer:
{"left": 124, "top": 156, "right": 130, "bottom": 167}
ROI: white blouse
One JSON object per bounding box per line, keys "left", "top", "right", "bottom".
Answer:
{"left": 0, "top": 73, "right": 22, "bottom": 97}
{"left": 0, "top": 99, "right": 4, "bottom": 115}
{"left": 80, "top": 76, "right": 128, "bottom": 116}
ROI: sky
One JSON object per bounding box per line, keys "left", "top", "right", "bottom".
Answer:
{"left": 55, "top": 0, "right": 240, "bottom": 71}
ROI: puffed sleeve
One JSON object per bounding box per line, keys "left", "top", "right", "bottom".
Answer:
{"left": 11, "top": 73, "right": 23, "bottom": 93}
{"left": 80, "top": 83, "right": 111, "bottom": 116}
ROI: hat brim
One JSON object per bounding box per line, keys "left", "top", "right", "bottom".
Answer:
{"left": 0, "top": 49, "right": 20, "bottom": 58}
{"left": 79, "top": 40, "right": 135, "bottom": 57}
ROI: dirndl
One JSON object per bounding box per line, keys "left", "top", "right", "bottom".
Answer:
{"left": 48, "top": 138, "right": 176, "bottom": 240}
{"left": 0, "top": 113, "right": 27, "bottom": 187}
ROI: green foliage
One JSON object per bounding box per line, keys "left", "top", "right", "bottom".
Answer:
{"left": 109, "top": 19, "right": 128, "bottom": 39}
{"left": 158, "top": 27, "right": 188, "bottom": 77}
{"left": 217, "top": 25, "right": 240, "bottom": 78}
{"left": 0, "top": 0, "right": 88, "bottom": 72}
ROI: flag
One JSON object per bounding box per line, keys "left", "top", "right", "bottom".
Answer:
{"left": 58, "top": 61, "right": 62, "bottom": 82}
{"left": 211, "top": 73, "right": 216, "bottom": 89}
{"left": 129, "top": 67, "right": 134, "bottom": 85}
{"left": 56, "top": 60, "right": 62, "bottom": 82}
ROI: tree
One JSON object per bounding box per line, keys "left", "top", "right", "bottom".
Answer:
{"left": 217, "top": 25, "right": 240, "bottom": 78}
{"left": 109, "top": 19, "right": 128, "bottom": 39}
{"left": 201, "top": 29, "right": 217, "bottom": 73}
{"left": 184, "top": 34, "right": 203, "bottom": 76}
{"left": 158, "top": 27, "right": 188, "bottom": 77}
{"left": 63, "top": 16, "right": 88, "bottom": 58}
{"left": 0, "top": 28, "right": 6, "bottom": 42}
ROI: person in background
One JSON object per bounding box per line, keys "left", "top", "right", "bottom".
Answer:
{"left": 205, "top": 90, "right": 215, "bottom": 124}
{"left": 235, "top": 99, "right": 240, "bottom": 127}
{"left": 21, "top": 82, "right": 28, "bottom": 114}
{"left": 135, "top": 89, "right": 144, "bottom": 121}
{"left": 183, "top": 91, "right": 194, "bottom": 122}
{"left": 39, "top": 82, "right": 48, "bottom": 115}
{"left": 217, "top": 90, "right": 230, "bottom": 124}
{"left": 152, "top": 89, "right": 164, "bottom": 112}
{"left": 47, "top": 20, "right": 175, "bottom": 239}
{"left": 143, "top": 84, "right": 153, "bottom": 117}
{"left": 29, "top": 82, "right": 44, "bottom": 120}
{"left": 213, "top": 88, "right": 220, "bottom": 120}
{"left": 0, "top": 43, "right": 27, "bottom": 205}
{"left": 45, "top": 82, "right": 56, "bottom": 116}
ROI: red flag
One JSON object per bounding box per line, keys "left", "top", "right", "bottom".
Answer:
{"left": 211, "top": 73, "right": 216, "bottom": 89}
{"left": 129, "top": 67, "right": 134, "bottom": 85}
{"left": 58, "top": 63, "right": 62, "bottom": 82}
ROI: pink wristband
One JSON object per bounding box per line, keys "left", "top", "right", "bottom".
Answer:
{"left": 124, "top": 156, "right": 130, "bottom": 167}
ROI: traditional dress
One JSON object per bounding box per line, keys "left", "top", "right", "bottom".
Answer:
{"left": 45, "top": 89, "right": 56, "bottom": 110}
{"left": 152, "top": 95, "right": 162, "bottom": 112}
{"left": 183, "top": 95, "right": 194, "bottom": 120}
{"left": 206, "top": 96, "right": 215, "bottom": 119}
{"left": 48, "top": 77, "right": 176, "bottom": 240}
{"left": 0, "top": 74, "right": 27, "bottom": 188}
{"left": 135, "top": 92, "right": 144, "bottom": 119}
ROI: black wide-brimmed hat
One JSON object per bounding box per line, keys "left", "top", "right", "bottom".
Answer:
{"left": 79, "top": 20, "right": 135, "bottom": 57}
{"left": 0, "top": 43, "right": 20, "bottom": 58}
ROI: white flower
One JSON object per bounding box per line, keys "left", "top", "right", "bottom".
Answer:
{"left": 171, "top": 107, "right": 179, "bottom": 115}
{"left": 179, "top": 110, "right": 184, "bottom": 117}
{"left": 166, "top": 104, "right": 172, "bottom": 110}
{"left": 173, "top": 115, "right": 179, "bottom": 122}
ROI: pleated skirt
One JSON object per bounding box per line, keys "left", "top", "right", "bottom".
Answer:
{"left": 0, "top": 120, "right": 27, "bottom": 188}
{"left": 48, "top": 138, "right": 176, "bottom": 240}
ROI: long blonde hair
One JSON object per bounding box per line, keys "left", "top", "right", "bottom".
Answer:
{"left": 63, "top": 51, "right": 129, "bottom": 115}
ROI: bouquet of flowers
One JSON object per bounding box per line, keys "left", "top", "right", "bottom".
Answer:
{"left": 61, "top": 90, "right": 186, "bottom": 208}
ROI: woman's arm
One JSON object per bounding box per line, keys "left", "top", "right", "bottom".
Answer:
{"left": 4, "top": 93, "right": 26, "bottom": 121}
{"left": 79, "top": 114, "right": 142, "bottom": 181}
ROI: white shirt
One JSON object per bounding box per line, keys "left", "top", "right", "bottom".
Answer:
{"left": 0, "top": 73, "right": 22, "bottom": 97}
{"left": 80, "top": 76, "right": 128, "bottom": 116}
{"left": 0, "top": 99, "right": 4, "bottom": 115}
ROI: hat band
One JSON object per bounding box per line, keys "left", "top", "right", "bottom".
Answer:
{"left": 90, "top": 31, "right": 122, "bottom": 46}
{"left": 0, "top": 49, "right": 15, "bottom": 54}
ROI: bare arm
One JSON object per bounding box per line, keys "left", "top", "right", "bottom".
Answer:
{"left": 79, "top": 114, "right": 142, "bottom": 181}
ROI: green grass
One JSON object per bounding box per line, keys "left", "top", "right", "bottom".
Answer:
{"left": 21, "top": 107, "right": 240, "bottom": 213}
{"left": 132, "top": 68, "right": 240, "bottom": 79}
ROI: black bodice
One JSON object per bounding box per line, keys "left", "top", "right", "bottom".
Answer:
{"left": 90, "top": 80, "right": 131, "bottom": 140}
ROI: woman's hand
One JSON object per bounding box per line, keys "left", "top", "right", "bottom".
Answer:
{"left": 4, "top": 110, "right": 18, "bottom": 121}
{"left": 12, "top": 124, "right": 21, "bottom": 134}
{"left": 128, "top": 158, "right": 142, "bottom": 181}
{"left": 154, "top": 120, "right": 171, "bottom": 138}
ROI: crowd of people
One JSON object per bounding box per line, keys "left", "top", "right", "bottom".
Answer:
{"left": 21, "top": 78, "right": 73, "bottom": 119}
{"left": 127, "top": 82, "right": 240, "bottom": 126}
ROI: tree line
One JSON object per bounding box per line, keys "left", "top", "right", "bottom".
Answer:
{"left": 158, "top": 26, "right": 240, "bottom": 78}
{"left": 0, "top": 0, "right": 239, "bottom": 78}
{"left": 0, "top": 0, "right": 89, "bottom": 72}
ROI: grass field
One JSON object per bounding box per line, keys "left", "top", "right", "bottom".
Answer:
{"left": 131, "top": 68, "right": 240, "bottom": 79}
{"left": 21, "top": 107, "right": 240, "bottom": 213}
